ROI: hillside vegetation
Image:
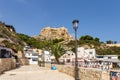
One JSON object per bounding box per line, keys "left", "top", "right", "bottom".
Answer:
{"left": 0, "top": 22, "right": 24, "bottom": 51}
{"left": 0, "top": 21, "right": 120, "bottom": 58}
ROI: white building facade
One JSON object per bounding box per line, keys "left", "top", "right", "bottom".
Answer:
{"left": 77, "top": 47, "right": 96, "bottom": 60}
{"left": 59, "top": 47, "right": 120, "bottom": 70}
{"left": 42, "top": 51, "right": 51, "bottom": 62}
{"left": 59, "top": 47, "right": 96, "bottom": 65}
{"left": 59, "top": 51, "right": 74, "bottom": 64}
{"left": 25, "top": 52, "right": 38, "bottom": 64}
{"left": 24, "top": 46, "right": 39, "bottom": 64}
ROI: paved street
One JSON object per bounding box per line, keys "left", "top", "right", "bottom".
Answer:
{"left": 0, "top": 65, "right": 74, "bottom": 80}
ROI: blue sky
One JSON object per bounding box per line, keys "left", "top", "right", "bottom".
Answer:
{"left": 0, "top": 0, "right": 120, "bottom": 43}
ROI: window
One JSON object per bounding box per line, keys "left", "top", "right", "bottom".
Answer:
{"left": 66, "top": 59, "right": 70, "bottom": 63}
{"left": 32, "top": 53, "right": 38, "bottom": 56}
{"left": 28, "top": 58, "right": 31, "bottom": 60}
{"left": 89, "top": 52, "right": 93, "bottom": 54}
{"left": 0, "top": 49, "right": 11, "bottom": 58}
{"left": 32, "top": 58, "right": 38, "bottom": 61}
{"left": 108, "top": 57, "right": 111, "bottom": 59}
{"left": 68, "top": 54, "right": 70, "bottom": 56}
{"left": 97, "top": 56, "right": 104, "bottom": 58}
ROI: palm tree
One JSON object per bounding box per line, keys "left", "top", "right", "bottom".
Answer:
{"left": 50, "top": 43, "right": 65, "bottom": 63}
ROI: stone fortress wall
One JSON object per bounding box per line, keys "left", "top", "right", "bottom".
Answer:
{"left": 45, "top": 64, "right": 110, "bottom": 80}
{"left": 0, "top": 51, "right": 29, "bottom": 74}
{"left": 0, "top": 58, "right": 16, "bottom": 74}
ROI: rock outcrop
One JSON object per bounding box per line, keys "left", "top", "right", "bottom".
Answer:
{"left": 0, "top": 21, "right": 25, "bottom": 50}
{"left": 35, "top": 27, "right": 73, "bottom": 41}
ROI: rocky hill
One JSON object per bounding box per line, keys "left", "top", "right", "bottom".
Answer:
{"left": 0, "top": 22, "right": 25, "bottom": 51}
{"left": 34, "top": 27, "right": 74, "bottom": 41}
{"left": 0, "top": 22, "right": 15, "bottom": 42}
{"left": 1, "top": 21, "right": 119, "bottom": 56}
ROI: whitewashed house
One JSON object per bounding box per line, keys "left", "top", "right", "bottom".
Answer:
{"left": 42, "top": 51, "right": 51, "bottom": 62}
{"left": 59, "top": 51, "right": 74, "bottom": 64}
{"left": 24, "top": 46, "right": 39, "bottom": 64}
{"left": 96, "top": 55, "right": 120, "bottom": 69}
{"left": 77, "top": 47, "right": 96, "bottom": 60}
{"left": 39, "top": 50, "right": 56, "bottom": 63}
{"left": 25, "top": 52, "right": 38, "bottom": 64}
{"left": 59, "top": 47, "right": 120, "bottom": 69}
{"left": 59, "top": 47, "right": 96, "bottom": 65}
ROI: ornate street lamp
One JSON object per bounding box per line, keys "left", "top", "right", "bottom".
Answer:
{"left": 42, "top": 48, "right": 45, "bottom": 67}
{"left": 72, "top": 20, "right": 79, "bottom": 80}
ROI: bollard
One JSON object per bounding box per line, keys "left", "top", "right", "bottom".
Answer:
{"left": 51, "top": 65, "right": 56, "bottom": 70}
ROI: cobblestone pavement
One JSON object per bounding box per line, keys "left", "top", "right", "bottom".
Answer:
{"left": 0, "top": 65, "right": 74, "bottom": 80}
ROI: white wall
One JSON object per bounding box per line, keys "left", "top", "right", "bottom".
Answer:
{"left": 77, "top": 47, "right": 96, "bottom": 60}
{"left": 77, "top": 47, "right": 84, "bottom": 58}
{"left": 44, "top": 51, "right": 51, "bottom": 62}
{"left": 59, "top": 47, "right": 96, "bottom": 63}
{"left": 25, "top": 52, "right": 38, "bottom": 64}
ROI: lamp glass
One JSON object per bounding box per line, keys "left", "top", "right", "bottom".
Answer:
{"left": 73, "top": 22, "right": 78, "bottom": 28}
{"left": 73, "top": 20, "right": 79, "bottom": 29}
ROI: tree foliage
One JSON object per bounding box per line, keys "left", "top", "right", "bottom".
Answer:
{"left": 1, "top": 21, "right": 120, "bottom": 59}
{"left": 96, "top": 46, "right": 120, "bottom": 56}
{"left": 80, "top": 35, "right": 94, "bottom": 41}
{"left": 17, "top": 33, "right": 45, "bottom": 49}
{"left": 67, "top": 35, "right": 120, "bottom": 56}
{"left": 50, "top": 43, "right": 65, "bottom": 63}
{"left": 2, "top": 40, "right": 23, "bottom": 52}
{"left": 78, "top": 35, "right": 101, "bottom": 48}
{"left": 17, "top": 33, "right": 66, "bottom": 63}
{"left": 106, "top": 40, "right": 117, "bottom": 44}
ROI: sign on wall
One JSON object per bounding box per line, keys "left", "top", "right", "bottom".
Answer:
{"left": 110, "top": 71, "right": 120, "bottom": 80}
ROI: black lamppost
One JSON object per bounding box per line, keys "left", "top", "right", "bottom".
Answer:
{"left": 72, "top": 20, "right": 79, "bottom": 80}
{"left": 42, "top": 48, "right": 45, "bottom": 67}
